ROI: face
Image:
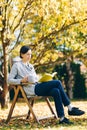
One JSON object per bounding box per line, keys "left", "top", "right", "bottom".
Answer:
{"left": 21, "top": 50, "right": 32, "bottom": 62}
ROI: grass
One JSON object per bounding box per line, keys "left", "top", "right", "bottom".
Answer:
{"left": 0, "top": 100, "right": 87, "bottom": 130}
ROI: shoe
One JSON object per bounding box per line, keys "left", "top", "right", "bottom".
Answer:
{"left": 68, "top": 107, "right": 85, "bottom": 116}
{"left": 59, "top": 117, "right": 73, "bottom": 124}
{"left": 71, "top": 107, "right": 79, "bottom": 109}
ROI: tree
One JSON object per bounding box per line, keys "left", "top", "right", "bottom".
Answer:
{"left": 72, "top": 63, "right": 86, "bottom": 99}
{"left": 14, "top": 0, "right": 87, "bottom": 68}
{"left": 0, "top": 0, "right": 87, "bottom": 107}
{"left": 0, "top": 0, "right": 35, "bottom": 108}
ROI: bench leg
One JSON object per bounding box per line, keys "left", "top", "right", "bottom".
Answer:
{"left": 6, "top": 87, "right": 19, "bottom": 123}
{"left": 19, "top": 86, "right": 40, "bottom": 123}
{"left": 45, "top": 97, "right": 58, "bottom": 119}
{"left": 26, "top": 98, "right": 34, "bottom": 119}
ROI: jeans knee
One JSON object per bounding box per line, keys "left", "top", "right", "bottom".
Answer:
{"left": 58, "top": 80, "right": 62, "bottom": 86}
{"left": 54, "top": 80, "right": 62, "bottom": 86}
{"left": 53, "top": 80, "right": 63, "bottom": 91}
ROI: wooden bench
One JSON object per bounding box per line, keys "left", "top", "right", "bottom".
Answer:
{"left": 6, "top": 84, "right": 58, "bottom": 124}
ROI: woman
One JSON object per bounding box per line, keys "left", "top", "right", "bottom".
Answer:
{"left": 8, "top": 45, "right": 85, "bottom": 124}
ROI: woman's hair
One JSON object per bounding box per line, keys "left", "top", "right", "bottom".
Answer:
{"left": 20, "top": 45, "right": 31, "bottom": 58}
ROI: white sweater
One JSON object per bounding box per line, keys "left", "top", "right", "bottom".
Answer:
{"left": 8, "top": 61, "right": 38, "bottom": 96}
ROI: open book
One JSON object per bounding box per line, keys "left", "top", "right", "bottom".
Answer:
{"left": 39, "top": 72, "right": 57, "bottom": 82}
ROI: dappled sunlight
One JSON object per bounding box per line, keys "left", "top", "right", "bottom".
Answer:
{"left": 0, "top": 100, "right": 87, "bottom": 130}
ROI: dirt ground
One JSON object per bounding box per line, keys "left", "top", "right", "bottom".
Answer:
{"left": 0, "top": 100, "right": 87, "bottom": 122}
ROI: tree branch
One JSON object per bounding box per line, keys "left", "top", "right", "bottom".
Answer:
{"left": 38, "top": 18, "right": 87, "bottom": 44}
{"left": 12, "top": 0, "right": 34, "bottom": 32}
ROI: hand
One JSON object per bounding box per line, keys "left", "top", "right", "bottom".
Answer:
{"left": 21, "top": 76, "right": 28, "bottom": 83}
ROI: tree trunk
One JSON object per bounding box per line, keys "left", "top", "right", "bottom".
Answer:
{"left": 0, "top": 30, "right": 9, "bottom": 108}
{"left": 65, "top": 59, "right": 74, "bottom": 99}
{"left": 2, "top": 43, "right": 9, "bottom": 107}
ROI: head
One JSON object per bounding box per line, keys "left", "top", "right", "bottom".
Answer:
{"left": 20, "top": 45, "right": 32, "bottom": 62}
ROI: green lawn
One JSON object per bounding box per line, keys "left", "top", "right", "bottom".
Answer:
{"left": 0, "top": 100, "right": 87, "bottom": 130}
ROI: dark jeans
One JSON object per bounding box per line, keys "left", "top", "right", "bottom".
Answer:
{"left": 35, "top": 80, "right": 70, "bottom": 118}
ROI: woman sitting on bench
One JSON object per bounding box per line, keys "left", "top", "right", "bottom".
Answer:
{"left": 8, "top": 45, "right": 85, "bottom": 124}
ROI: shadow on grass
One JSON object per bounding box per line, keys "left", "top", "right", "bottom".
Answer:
{"left": 0, "top": 117, "right": 87, "bottom": 130}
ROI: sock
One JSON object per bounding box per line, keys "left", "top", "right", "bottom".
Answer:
{"left": 60, "top": 116, "right": 64, "bottom": 121}
{"left": 67, "top": 104, "right": 73, "bottom": 111}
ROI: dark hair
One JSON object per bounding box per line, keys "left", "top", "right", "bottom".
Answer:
{"left": 20, "top": 45, "right": 31, "bottom": 58}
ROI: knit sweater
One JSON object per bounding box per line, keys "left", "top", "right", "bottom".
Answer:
{"left": 8, "top": 61, "right": 38, "bottom": 96}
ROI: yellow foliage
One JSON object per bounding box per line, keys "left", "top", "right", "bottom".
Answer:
{"left": 12, "top": 45, "right": 21, "bottom": 57}
{"left": 0, "top": 0, "right": 87, "bottom": 69}
{"left": 0, "top": 16, "right": 3, "bottom": 31}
